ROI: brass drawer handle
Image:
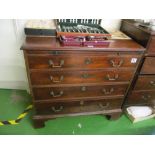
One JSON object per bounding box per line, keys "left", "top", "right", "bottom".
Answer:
{"left": 81, "top": 73, "right": 90, "bottom": 79}
{"left": 51, "top": 106, "right": 63, "bottom": 112}
{"left": 141, "top": 95, "right": 151, "bottom": 101}
{"left": 106, "top": 74, "right": 119, "bottom": 81}
{"left": 98, "top": 102, "right": 110, "bottom": 109}
{"left": 85, "top": 58, "right": 92, "bottom": 65}
{"left": 102, "top": 88, "right": 114, "bottom": 95}
{"left": 110, "top": 59, "right": 124, "bottom": 68}
{"left": 50, "top": 90, "right": 64, "bottom": 97}
{"left": 48, "top": 59, "right": 64, "bottom": 68}
{"left": 150, "top": 81, "right": 155, "bottom": 86}
{"left": 50, "top": 75, "right": 64, "bottom": 83}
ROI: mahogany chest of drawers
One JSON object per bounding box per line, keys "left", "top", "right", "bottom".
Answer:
{"left": 121, "top": 19, "right": 155, "bottom": 108}
{"left": 21, "top": 36, "right": 144, "bottom": 128}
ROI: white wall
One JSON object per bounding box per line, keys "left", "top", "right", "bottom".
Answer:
{"left": 0, "top": 19, "right": 28, "bottom": 90}
{"left": 101, "top": 19, "right": 121, "bottom": 32}
{"left": 0, "top": 19, "right": 121, "bottom": 90}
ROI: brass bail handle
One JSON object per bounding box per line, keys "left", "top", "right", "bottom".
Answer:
{"left": 150, "top": 81, "right": 155, "bottom": 86}
{"left": 81, "top": 73, "right": 90, "bottom": 79}
{"left": 98, "top": 102, "right": 110, "bottom": 109}
{"left": 142, "top": 95, "right": 151, "bottom": 100}
{"left": 102, "top": 88, "right": 114, "bottom": 95}
{"left": 110, "top": 59, "right": 124, "bottom": 67}
{"left": 50, "top": 90, "right": 64, "bottom": 97}
{"left": 50, "top": 75, "right": 64, "bottom": 83}
{"left": 106, "top": 74, "right": 119, "bottom": 81}
{"left": 49, "top": 59, "right": 64, "bottom": 68}
{"left": 51, "top": 106, "right": 64, "bottom": 112}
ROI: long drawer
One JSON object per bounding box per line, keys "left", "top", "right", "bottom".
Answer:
{"left": 30, "top": 69, "right": 134, "bottom": 85}
{"left": 141, "top": 57, "right": 155, "bottom": 74}
{"left": 134, "top": 75, "right": 155, "bottom": 91}
{"left": 27, "top": 53, "right": 140, "bottom": 70}
{"left": 34, "top": 98, "right": 123, "bottom": 114}
{"left": 33, "top": 84, "right": 128, "bottom": 101}
{"left": 126, "top": 90, "right": 155, "bottom": 106}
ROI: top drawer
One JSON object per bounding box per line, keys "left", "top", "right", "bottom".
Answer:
{"left": 26, "top": 53, "right": 141, "bottom": 70}
{"left": 141, "top": 57, "right": 155, "bottom": 74}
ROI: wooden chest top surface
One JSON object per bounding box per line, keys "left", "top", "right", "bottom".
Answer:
{"left": 21, "top": 36, "right": 145, "bottom": 52}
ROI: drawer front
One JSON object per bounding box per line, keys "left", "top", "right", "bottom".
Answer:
{"left": 35, "top": 98, "right": 123, "bottom": 114}
{"left": 30, "top": 70, "right": 134, "bottom": 85}
{"left": 27, "top": 54, "right": 140, "bottom": 70}
{"left": 33, "top": 84, "right": 128, "bottom": 101}
{"left": 126, "top": 90, "right": 155, "bottom": 106}
{"left": 134, "top": 75, "right": 155, "bottom": 90}
{"left": 141, "top": 57, "right": 155, "bottom": 74}
{"left": 147, "top": 36, "right": 155, "bottom": 53}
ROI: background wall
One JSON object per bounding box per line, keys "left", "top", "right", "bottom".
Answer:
{"left": 0, "top": 19, "right": 121, "bottom": 91}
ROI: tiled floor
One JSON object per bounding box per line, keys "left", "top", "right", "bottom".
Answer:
{"left": 0, "top": 89, "right": 155, "bottom": 135}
